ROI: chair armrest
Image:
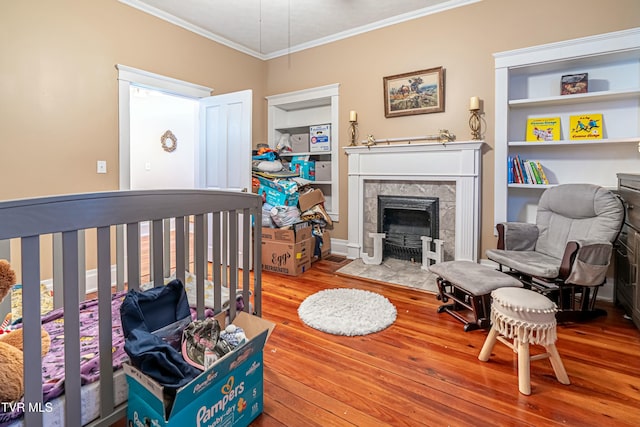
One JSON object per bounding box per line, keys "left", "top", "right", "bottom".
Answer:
{"left": 563, "top": 240, "right": 614, "bottom": 286}
{"left": 496, "top": 222, "right": 539, "bottom": 250}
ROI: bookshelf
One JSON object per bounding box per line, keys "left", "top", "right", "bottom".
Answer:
{"left": 266, "top": 84, "right": 340, "bottom": 221}
{"left": 494, "top": 28, "right": 640, "bottom": 225}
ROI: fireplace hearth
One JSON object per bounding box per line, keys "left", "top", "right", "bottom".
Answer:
{"left": 378, "top": 195, "right": 439, "bottom": 262}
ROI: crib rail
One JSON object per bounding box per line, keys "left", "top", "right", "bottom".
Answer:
{"left": 0, "top": 189, "right": 262, "bottom": 427}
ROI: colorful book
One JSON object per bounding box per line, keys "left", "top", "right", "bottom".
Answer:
{"left": 507, "top": 156, "right": 516, "bottom": 184}
{"left": 569, "top": 114, "right": 602, "bottom": 140}
{"left": 525, "top": 117, "right": 561, "bottom": 142}
{"left": 535, "top": 161, "right": 550, "bottom": 184}
{"left": 528, "top": 161, "right": 542, "bottom": 184}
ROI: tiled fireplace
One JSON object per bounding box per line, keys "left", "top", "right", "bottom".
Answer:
{"left": 344, "top": 140, "right": 484, "bottom": 262}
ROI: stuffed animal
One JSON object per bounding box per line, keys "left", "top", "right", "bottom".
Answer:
{"left": 0, "top": 259, "right": 51, "bottom": 402}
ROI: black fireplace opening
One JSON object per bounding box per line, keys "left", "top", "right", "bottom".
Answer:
{"left": 378, "top": 195, "right": 439, "bottom": 262}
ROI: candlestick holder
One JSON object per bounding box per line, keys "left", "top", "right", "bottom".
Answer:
{"left": 469, "top": 109, "right": 482, "bottom": 140}
{"left": 349, "top": 118, "right": 358, "bottom": 146}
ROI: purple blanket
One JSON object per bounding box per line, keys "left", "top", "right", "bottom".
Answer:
{"left": 0, "top": 291, "right": 129, "bottom": 425}
{"left": 0, "top": 290, "right": 214, "bottom": 425}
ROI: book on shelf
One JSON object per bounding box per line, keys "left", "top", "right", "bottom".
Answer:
{"left": 569, "top": 113, "right": 602, "bottom": 140}
{"left": 509, "top": 156, "right": 549, "bottom": 185}
{"left": 535, "top": 161, "right": 549, "bottom": 184}
{"left": 525, "top": 117, "right": 561, "bottom": 142}
{"left": 561, "top": 73, "right": 588, "bottom": 95}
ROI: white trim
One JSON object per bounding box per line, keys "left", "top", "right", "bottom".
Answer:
{"left": 116, "top": 64, "right": 212, "bottom": 98}
{"left": 494, "top": 27, "right": 640, "bottom": 69}
{"left": 119, "top": 0, "right": 481, "bottom": 60}
{"left": 116, "top": 64, "right": 213, "bottom": 190}
{"left": 344, "top": 141, "right": 484, "bottom": 262}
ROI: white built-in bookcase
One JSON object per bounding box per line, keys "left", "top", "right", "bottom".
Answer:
{"left": 494, "top": 28, "right": 640, "bottom": 225}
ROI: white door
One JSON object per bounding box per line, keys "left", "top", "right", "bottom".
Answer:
{"left": 198, "top": 89, "right": 253, "bottom": 267}
{"left": 198, "top": 89, "right": 252, "bottom": 191}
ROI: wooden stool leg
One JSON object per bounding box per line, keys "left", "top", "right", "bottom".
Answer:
{"left": 478, "top": 325, "right": 499, "bottom": 362}
{"left": 517, "top": 339, "right": 531, "bottom": 395}
{"left": 546, "top": 344, "right": 570, "bottom": 385}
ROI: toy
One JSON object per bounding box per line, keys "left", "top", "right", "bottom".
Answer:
{"left": 0, "top": 259, "right": 51, "bottom": 402}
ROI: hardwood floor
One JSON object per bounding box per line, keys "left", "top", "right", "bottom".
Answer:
{"left": 252, "top": 257, "right": 640, "bottom": 427}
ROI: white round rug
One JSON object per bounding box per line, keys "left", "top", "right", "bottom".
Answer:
{"left": 298, "top": 288, "right": 397, "bottom": 336}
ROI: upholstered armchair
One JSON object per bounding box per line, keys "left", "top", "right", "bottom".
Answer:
{"left": 486, "top": 184, "right": 624, "bottom": 322}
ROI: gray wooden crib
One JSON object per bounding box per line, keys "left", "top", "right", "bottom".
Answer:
{"left": 0, "top": 189, "right": 262, "bottom": 427}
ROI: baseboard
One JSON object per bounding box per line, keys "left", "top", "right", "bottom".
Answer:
{"left": 329, "top": 237, "right": 348, "bottom": 257}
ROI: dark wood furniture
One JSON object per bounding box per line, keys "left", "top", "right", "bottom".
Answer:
{"left": 616, "top": 173, "right": 640, "bottom": 329}
{"left": 430, "top": 260, "right": 522, "bottom": 332}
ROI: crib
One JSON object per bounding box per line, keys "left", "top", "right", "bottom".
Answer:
{"left": 0, "top": 189, "right": 263, "bottom": 427}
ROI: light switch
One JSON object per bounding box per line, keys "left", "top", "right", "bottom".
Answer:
{"left": 97, "top": 160, "right": 107, "bottom": 174}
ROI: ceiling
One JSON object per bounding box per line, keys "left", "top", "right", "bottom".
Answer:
{"left": 120, "top": 0, "right": 479, "bottom": 60}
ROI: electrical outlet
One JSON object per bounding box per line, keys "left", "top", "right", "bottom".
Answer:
{"left": 97, "top": 160, "right": 107, "bottom": 174}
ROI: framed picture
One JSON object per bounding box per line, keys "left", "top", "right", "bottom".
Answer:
{"left": 383, "top": 66, "right": 445, "bottom": 118}
{"left": 561, "top": 73, "right": 588, "bottom": 95}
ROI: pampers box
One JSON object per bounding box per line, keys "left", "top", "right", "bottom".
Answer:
{"left": 124, "top": 311, "right": 275, "bottom": 427}
{"left": 310, "top": 124, "right": 331, "bottom": 152}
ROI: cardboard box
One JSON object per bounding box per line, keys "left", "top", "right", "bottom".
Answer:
{"left": 256, "top": 176, "right": 299, "bottom": 206}
{"left": 261, "top": 221, "right": 312, "bottom": 243}
{"left": 320, "top": 230, "right": 331, "bottom": 258}
{"left": 290, "top": 160, "right": 315, "bottom": 181}
{"left": 290, "top": 134, "right": 309, "bottom": 153}
{"left": 310, "top": 124, "right": 331, "bottom": 152}
{"left": 124, "top": 312, "right": 275, "bottom": 427}
{"left": 261, "top": 237, "right": 314, "bottom": 276}
{"left": 258, "top": 185, "right": 299, "bottom": 207}
{"left": 314, "top": 161, "right": 331, "bottom": 181}
{"left": 298, "top": 188, "right": 325, "bottom": 212}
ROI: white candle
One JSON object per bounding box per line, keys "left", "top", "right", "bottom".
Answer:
{"left": 349, "top": 110, "right": 357, "bottom": 122}
{"left": 469, "top": 96, "right": 480, "bottom": 111}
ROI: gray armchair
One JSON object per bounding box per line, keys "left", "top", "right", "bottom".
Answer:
{"left": 486, "top": 184, "right": 624, "bottom": 322}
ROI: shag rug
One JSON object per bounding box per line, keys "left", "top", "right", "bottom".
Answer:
{"left": 298, "top": 288, "right": 397, "bottom": 336}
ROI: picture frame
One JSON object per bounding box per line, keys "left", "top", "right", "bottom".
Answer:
{"left": 383, "top": 66, "right": 445, "bottom": 118}
{"left": 561, "top": 73, "right": 588, "bottom": 95}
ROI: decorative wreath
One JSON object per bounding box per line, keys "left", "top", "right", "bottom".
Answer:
{"left": 161, "top": 130, "right": 177, "bottom": 153}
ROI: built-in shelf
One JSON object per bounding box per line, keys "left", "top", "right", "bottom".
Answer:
{"left": 508, "top": 137, "right": 640, "bottom": 146}
{"left": 494, "top": 28, "right": 640, "bottom": 225}
{"left": 266, "top": 84, "right": 340, "bottom": 221}
{"left": 509, "top": 88, "right": 640, "bottom": 108}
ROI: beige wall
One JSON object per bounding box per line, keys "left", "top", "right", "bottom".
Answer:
{"left": 265, "top": 0, "right": 640, "bottom": 257}
{"left": 1, "top": 0, "right": 267, "bottom": 200}
{"left": 2, "top": 0, "right": 638, "bottom": 259}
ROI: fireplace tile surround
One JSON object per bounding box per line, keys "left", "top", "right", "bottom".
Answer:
{"left": 364, "top": 181, "right": 456, "bottom": 261}
{"left": 344, "top": 140, "right": 484, "bottom": 263}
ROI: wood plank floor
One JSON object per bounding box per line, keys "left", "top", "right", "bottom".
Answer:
{"left": 252, "top": 257, "right": 640, "bottom": 427}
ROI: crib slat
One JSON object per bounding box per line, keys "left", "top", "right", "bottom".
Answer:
{"left": 152, "top": 219, "right": 163, "bottom": 287}
{"left": 62, "top": 230, "right": 82, "bottom": 427}
{"left": 126, "top": 222, "right": 140, "bottom": 291}
{"left": 222, "top": 213, "right": 228, "bottom": 286}
{"left": 253, "top": 207, "right": 262, "bottom": 317}
{"left": 211, "top": 212, "right": 222, "bottom": 314}
{"left": 97, "top": 226, "right": 115, "bottom": 417}
{"left": 242, "top": 208, "right": 251, "bottom": 313}
{"left": 194, "top": 214, "right": 205, "bottom": 318}
{"left": 53, "top": 233, "right": 63, "bottom": 309}
{"left": 229, "top": 211, "right": 238, "bottom": 320}
{"left": 175, "top": 216, "right": 186, "bottom": 283}
{"left": 116, "top": 224, "right": 125, "bottom": 292}
{"left": 78, "top": 230, "right": 87, "bottom": 302}
{"left": 163, "top": 219, "right": 171, "bottom": 278}
{"left": 22, "top": 236, "right": 44, "bottom": 427}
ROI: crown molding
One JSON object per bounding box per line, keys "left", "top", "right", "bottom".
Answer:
{"left": 120, "top": 0, "right": 481, "bottom": 61}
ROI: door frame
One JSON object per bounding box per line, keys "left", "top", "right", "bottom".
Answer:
{"left": 116, "top": 64, "right": 213, "bottom": 190}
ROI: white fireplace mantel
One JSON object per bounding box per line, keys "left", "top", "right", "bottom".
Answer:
{"left": 343, "top": 140, "right": 485, "bottom": 262}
